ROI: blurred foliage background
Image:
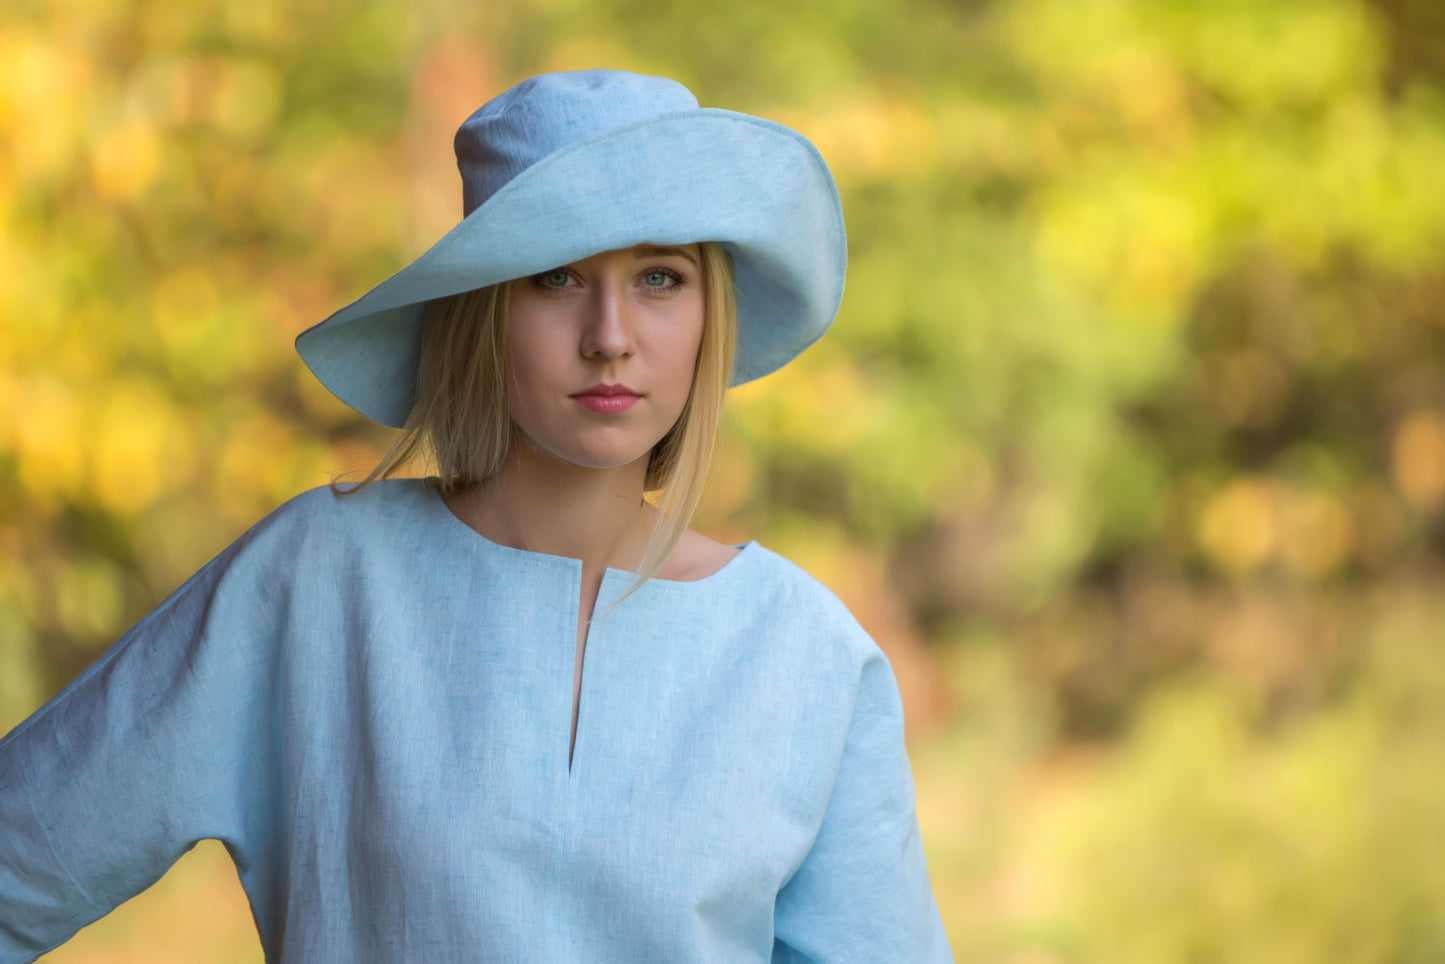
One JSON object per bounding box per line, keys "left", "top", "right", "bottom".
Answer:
{"left": 4, "top": 0, "right": 1445, "bottom": 960}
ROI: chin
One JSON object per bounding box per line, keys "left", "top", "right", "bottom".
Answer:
{"left": 534, "top": 443, "right": 654, "bottom": 474}
{"left": 575, "top": 451, "right": 654, "bottom": 472}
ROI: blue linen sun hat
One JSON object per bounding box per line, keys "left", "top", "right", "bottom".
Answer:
{"left": 295, "top": 69, "right": 847, "bottom": 427}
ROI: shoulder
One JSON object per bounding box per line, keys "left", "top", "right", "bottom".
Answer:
{"left": 267, "top": 476, "right": 430, "bottom": 521}
{"left": 250, "top": 477, "right": 432, "bottom": 540}
{"left": 659, "top": 529, "right": 741, "bottom": 581}
{"left": 711, "top": 541, "right": 893, "bottom": 694}
{"left": 734, "top": 543, "right": 861, "bottom": 626}
{"left": 211, "top": 478, "right": 436, "bottom": 580}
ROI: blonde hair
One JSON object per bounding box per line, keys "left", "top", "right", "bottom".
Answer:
{"left": 340, "top": 241, "right": 737, "bottom": 589}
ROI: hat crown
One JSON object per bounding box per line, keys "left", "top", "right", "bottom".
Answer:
{"left": 455, "top": 70, "right": 700, "bottom": 215}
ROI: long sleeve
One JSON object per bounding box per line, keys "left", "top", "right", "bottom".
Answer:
{"left": 771, "top": 653, "right": 953, "bottom": 963}
{"left": 0, "top": 532, "right": 280, "bottom": 962}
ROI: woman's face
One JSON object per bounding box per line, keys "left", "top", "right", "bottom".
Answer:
{"left": 504, "top": 243, "right": 705, "bottom": 474}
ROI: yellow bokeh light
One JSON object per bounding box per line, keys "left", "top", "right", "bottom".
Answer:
{"left": 90, "top": 121, "right": 162, "bottom": 202}
{"left": 15, "top": 377, "right": 88, "bottom": 507}
{"left": 0, "top": 32, "right": 90, "bottom": 184}
{"left": 1197, "top": 477, "right": 1277, "bottom": 575}
{"left": 88, "top": 380, "right": 194, "bottom": 515}
{"left": 216, "top": 411, "right": 300, "bottom": 523}
{"left": 1035, "top": 176, "right": 1208, "bottom": 320}
{"left": 730, "top": 341, "right": 882, "bottom": 459}
{"left": 1277, "top": 488, "right": 1354, "bottom": 580}
{"left": 1391, "top": 411, "right": 1445, "bottom": 512}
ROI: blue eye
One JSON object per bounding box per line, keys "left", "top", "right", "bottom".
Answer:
{"left": 537, "top": 270, "right": 571, "bottom": 288}
{"left": 641, "top": 268, "right": 683, "bottom": 290}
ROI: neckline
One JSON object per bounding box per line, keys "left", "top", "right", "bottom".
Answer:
{"left": 413, "top": 477, "right": 757, "bottom": 589}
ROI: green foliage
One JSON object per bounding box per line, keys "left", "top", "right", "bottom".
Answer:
{"left": 1016, "top": 604, "right": 1445, "bottom": 963}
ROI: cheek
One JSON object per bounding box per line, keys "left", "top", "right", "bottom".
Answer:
{"left": 503, "top": 363, "right": 545, "bottom": 437}
{"left": 663, "top": 305, "right": 706, "bottom": 384}
{"left": 503, "top": 328, "right": 556, "bottom": 409}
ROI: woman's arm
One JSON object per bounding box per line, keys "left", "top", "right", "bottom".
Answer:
{"left": 771, "top": 653, "right": 953, "bottom": 963}
{"left": 0, "top": 534, "right": 279, "bottom": 961}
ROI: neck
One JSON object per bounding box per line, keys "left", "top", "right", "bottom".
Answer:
{"left": 448, "top": 440, "right": 657, "bottom": 573}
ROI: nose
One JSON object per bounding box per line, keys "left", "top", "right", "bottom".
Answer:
{"left": 579, "top": 281, "right": 635, "bottom": 360}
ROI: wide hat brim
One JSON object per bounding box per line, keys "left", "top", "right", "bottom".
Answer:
{"left": 295, "top": 108, "right": 846, "bottom": 428}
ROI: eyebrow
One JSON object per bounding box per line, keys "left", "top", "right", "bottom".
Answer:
{"left": 634, "top": 245, "right": 700, "bottom": 268}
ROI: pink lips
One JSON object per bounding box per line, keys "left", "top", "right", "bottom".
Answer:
{"left": 570, "top": 383, "right": 642, "bottom": 414}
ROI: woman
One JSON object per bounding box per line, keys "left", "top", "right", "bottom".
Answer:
{"left": 0, "top": 70, "right": 952, "bottom": 962}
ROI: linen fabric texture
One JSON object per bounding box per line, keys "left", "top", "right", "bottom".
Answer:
{"left": 0, "top": 480, "right": 952, "bottom": 962}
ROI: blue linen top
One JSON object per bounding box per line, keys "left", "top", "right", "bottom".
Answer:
{"left": 0, "top": 479, "right": 952, "bottom": 962}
